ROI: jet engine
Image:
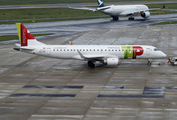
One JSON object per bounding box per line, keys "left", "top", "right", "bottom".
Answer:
{"left": 104, "top": 58, "right": 119, "bottom": 65}
{"left": 141, "top": 11, "right": 150, "bottom": 18}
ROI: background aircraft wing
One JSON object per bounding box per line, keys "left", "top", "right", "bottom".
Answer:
{"left": 148, "top": 5, "right": 165, "bottom": 11}
{"left": 66, "top": 5, "right": 97, "bottom": 12}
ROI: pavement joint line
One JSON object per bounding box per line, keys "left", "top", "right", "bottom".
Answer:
{"left": 0, "top": 55, "right": 38, "bottom": 78}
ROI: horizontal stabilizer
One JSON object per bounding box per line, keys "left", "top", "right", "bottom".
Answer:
{"left": 13, "top": 47, "right": 34, "bottom": 51}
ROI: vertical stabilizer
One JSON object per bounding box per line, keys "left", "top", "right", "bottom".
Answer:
{"left": 16, "top": 23, "right": 46, "bottom": 47}
{"left": 97, "top": 0, "right": 105, "bottom": 7}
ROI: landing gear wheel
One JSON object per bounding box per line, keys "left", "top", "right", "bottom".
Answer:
{"left": 112, "top": 16, "right": 119, "bottom": 21}
{"left": 88, "top": 61, "right": 95, "bottom": 68}
{"left": 147, "top": 60, "right": 151, "bottom": 65}
{"left": 128, "top": 17, "right": 134, "bottom": 20}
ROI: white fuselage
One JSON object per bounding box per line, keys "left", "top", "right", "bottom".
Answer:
{"left": 97, "top": 5, "right": 149, "bottom": 16}
{"left": 24, "top": 45, "right": 166, "bottom": 61}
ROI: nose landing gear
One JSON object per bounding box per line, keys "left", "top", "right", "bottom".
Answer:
{"left": 147, "top": 59, "right": 151, "bottom": 65}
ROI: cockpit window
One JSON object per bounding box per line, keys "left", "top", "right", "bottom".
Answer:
{"left": 154, "top": 48, "right": 160, "bottom": 51}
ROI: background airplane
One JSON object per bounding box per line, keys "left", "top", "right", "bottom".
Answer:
{"left": 14, "top": 23, "right": 166, "bottom": 67}
{"left": 68, "top": 0, "right": 165, "bottom": 21}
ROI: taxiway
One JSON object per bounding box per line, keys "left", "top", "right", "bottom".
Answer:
{"left": 1, "top": 21, "right": 177, "bottom": 119}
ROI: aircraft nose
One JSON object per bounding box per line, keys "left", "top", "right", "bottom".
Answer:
{"left": 161, "top": 52, "right": 166, "bottom": 58}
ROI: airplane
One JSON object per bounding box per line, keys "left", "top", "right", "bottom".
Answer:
{"left": 68, "top": 0, "right": 165, "bottom": 21}
{"left": 14, "top": 23, "right": 166, "bottom": 68}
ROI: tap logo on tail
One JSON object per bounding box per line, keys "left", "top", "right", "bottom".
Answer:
{"left": 16, "top": 23, "right": 35, "bottom": 46}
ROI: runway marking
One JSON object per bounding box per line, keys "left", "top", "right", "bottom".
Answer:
{"left": 23, "top": 85, "right": 84, "bottom": 89}
{"left": 152, "top": 29, "right": 163, "bottom": 31}
{"left": 97, "top": 86, "right": 171, "bottom": 98}
{"left": 9, "top": 94, "right": 76, "bottom": 97}
{"left": 103, "top": 86, "right": 124, "bottom": 89}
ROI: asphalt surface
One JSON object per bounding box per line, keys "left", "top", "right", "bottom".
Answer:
{"left": 1, "top": 21, "right": 177, "bottom": 120}
{"left": 1, "top": 13, "right": 177, "bottom": 44}
{"left": 1, "top": 3, "right": 177, "bottom": 120}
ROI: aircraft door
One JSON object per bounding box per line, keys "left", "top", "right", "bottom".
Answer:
{"left": 47, "top": 48, "right": 51, "bottom": 55}
{"left": 146, "top": 48, "right": 150, "bottom": 55}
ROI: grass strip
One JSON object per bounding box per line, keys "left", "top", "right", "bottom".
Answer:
{"left": 0, "top": 33, "right": 53, "bottom": 41}
{"left": 0, "top": 3, "right": 177, "bottom": 24}
{"left": 151, "top": 21, "right": 177, "bottom": 25}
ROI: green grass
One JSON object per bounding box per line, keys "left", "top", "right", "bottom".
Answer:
{"left": 0, "top": 0, "right": 171, "bottom": 6}
{"left": 1, "top": 3, "right": 177, "bottom": 24}
{"left": 0, "top": 8, "right": 104, "bottom": 20}
{"left": 0, "top": 33, "right": 53, "bottom": 41}
{"left": 151, "top": 21, "right": 177, "bottom": 25}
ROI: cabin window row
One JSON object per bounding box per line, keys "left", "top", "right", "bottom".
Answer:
{"left": 53, "top": 49, "right": 144, "bottom": 52}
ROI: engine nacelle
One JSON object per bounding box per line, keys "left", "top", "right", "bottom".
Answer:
{"left": 104, "top": 58, "right": 119, "bottom": 65}
{"left": 141, "top": 11, "right": 150, "bottom": 18}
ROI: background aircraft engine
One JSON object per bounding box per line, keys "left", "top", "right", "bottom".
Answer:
{"left": 141, "top": 11, "right": 150, "bottom": 18}
{"left": 104, "top": 58, "right": 119, "bottom": 65}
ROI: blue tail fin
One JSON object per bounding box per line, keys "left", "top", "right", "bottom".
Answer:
{"left": 97, "top": 0, "right": 105, "bottom": 7}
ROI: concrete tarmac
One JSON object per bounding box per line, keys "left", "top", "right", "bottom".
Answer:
{"left": 1, "top": 22, "right": 177, "bottom": 119}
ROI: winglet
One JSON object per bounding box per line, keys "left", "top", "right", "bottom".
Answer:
{"left": 68, "top": 41, "right": 73, "bottom": 45}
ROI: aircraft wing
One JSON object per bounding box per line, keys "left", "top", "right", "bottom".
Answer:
{"left": 66, "top": 5, "right": 97, "bottom": 12}
{"left": 77, "top": 50, "right": 117, "bottom": 61}
{"left": 120, "top": 5, "right": 168, "bottom": 16}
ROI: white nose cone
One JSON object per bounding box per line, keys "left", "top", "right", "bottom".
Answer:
{"left": 161, "top": 52, "right": 166, "bottom": 58}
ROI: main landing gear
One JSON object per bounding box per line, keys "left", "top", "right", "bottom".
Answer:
{"left": 128, "top": 17, "right": 134, "bottom": 20}
{"left": 88, "top": 61, "right": 95, "bottom": 68}
{"left": 112, "top": 16, "right": 119, "bottom": 21}
{"left": 147, "top": 59, "right": 151, "bottom": 65}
